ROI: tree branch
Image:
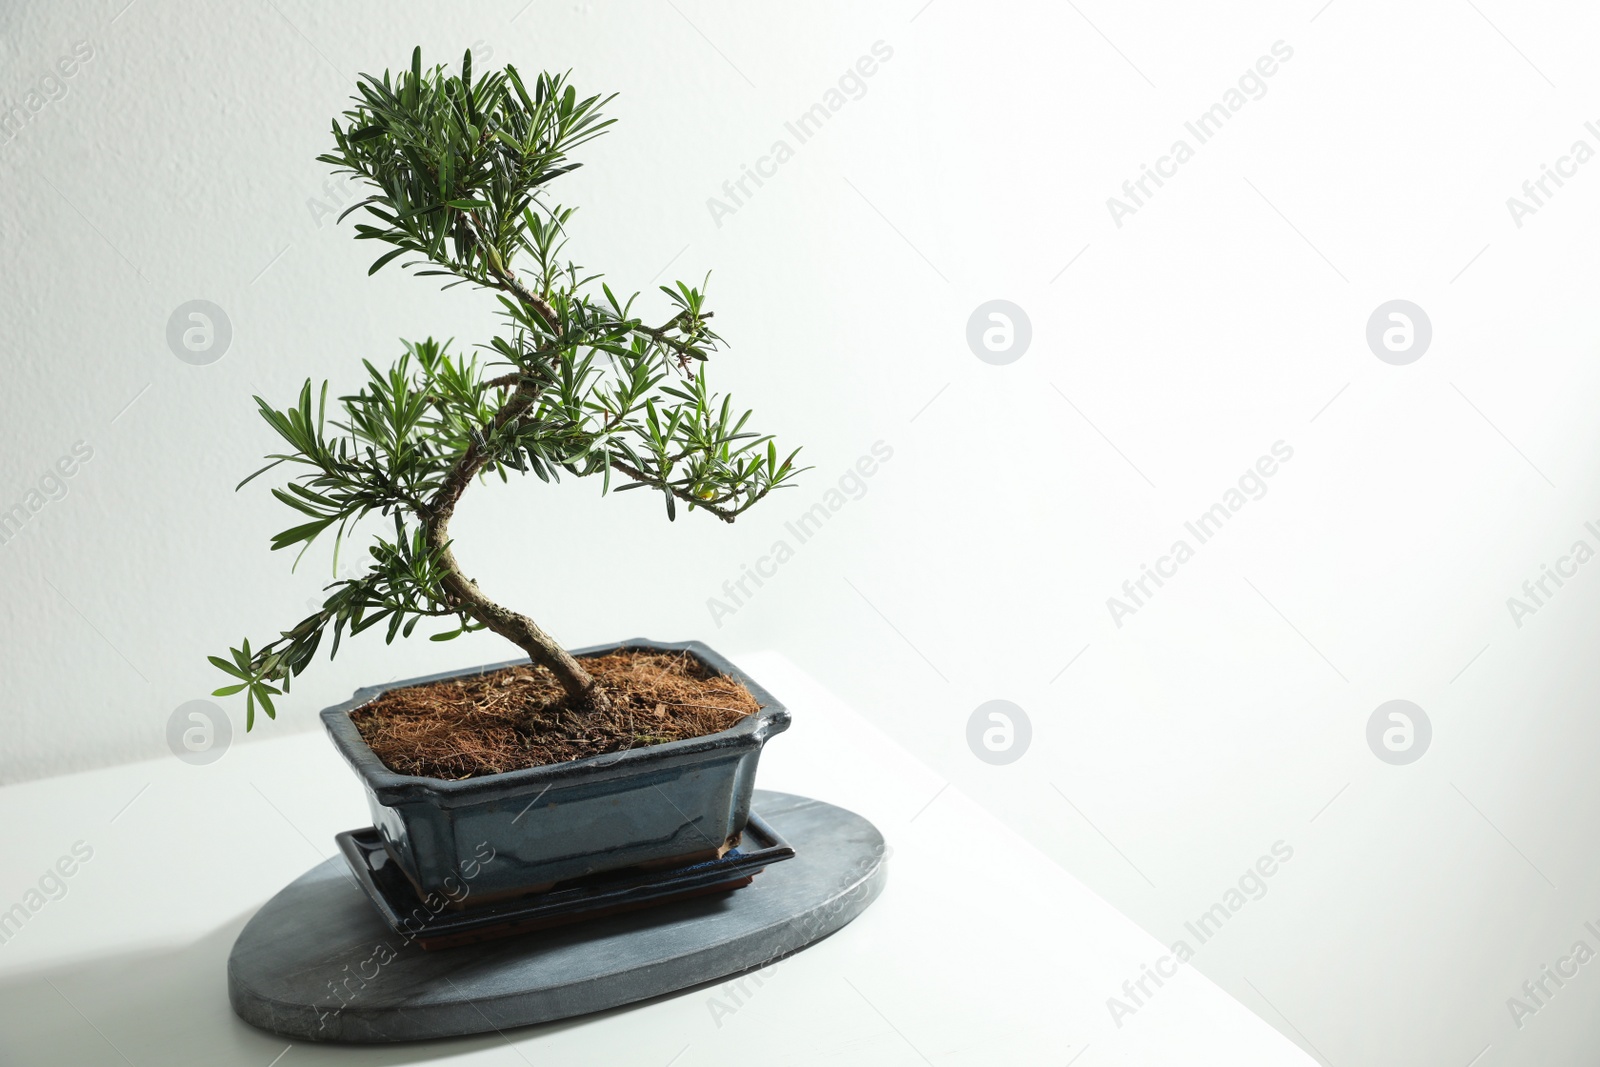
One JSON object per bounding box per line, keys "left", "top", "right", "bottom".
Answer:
{"left": 607, "top": 456, "right": 768, "bottom": 524}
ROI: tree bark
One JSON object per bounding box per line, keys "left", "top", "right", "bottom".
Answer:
{"left": 423, "top": 379, "right": 608, "bottom": 711}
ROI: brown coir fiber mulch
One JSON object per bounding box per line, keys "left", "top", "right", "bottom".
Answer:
{"left": 349, "top": 649, "right": 761, "bottom": 780}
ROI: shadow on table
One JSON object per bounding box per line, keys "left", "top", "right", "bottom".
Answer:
{"left": 0, "top": 902, "right": 833, "bottom": 1065}
{"left": 0, "top": 909, "right": 508, "bottom": 1066}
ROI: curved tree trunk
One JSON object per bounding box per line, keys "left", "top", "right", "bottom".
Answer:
{"left": 424, "top": 514, "right": 604, "bottom": 709}
{"left": 423, "top": 377, "right": 609, "bottom": 712}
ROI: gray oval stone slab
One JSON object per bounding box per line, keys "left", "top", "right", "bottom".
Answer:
{"left": 228, "top": 790, "right": 887, "bottom": 1043}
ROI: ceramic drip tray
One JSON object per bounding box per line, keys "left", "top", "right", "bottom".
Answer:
{"left": 231, "top": 792, "right": 886, "bottom": 1041}
{"left": 336, "top": 812, "right": 796, "bottom": 950}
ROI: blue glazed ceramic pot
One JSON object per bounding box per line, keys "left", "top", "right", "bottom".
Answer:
{"left": 320, "top": 638, "right": 790, "bottom": 901}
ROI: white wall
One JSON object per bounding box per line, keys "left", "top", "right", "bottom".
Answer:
{"left": 4, "top": 0, "right": 1600, "bottom": 1063}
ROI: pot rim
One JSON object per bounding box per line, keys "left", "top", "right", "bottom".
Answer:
{"left": 320, "top": 638, "right": 790, "bottom": 805}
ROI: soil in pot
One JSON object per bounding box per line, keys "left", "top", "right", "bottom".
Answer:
{"left": 349, "top": 648, "right": 762, "bottom": 779}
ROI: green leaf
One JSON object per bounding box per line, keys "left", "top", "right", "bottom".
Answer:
{"left": 368, "top": 248, "right": 408, "bottom": 275}
{"left": 209, "top": 655, "right": 250, "bottom": 680}
{"left": 270, "top": 517, "right": 337, "bottom": 552}
{"left": 491, "top": 129, "right": 526, "bottom": 153}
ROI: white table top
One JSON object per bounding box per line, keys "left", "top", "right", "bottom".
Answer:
{"left": 0, "top": 652, "right": 1316, "bottom": 1066}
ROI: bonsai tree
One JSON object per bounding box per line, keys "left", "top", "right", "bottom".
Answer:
{"left": 211, "top": 50, "right": 802, "bottom": 728}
